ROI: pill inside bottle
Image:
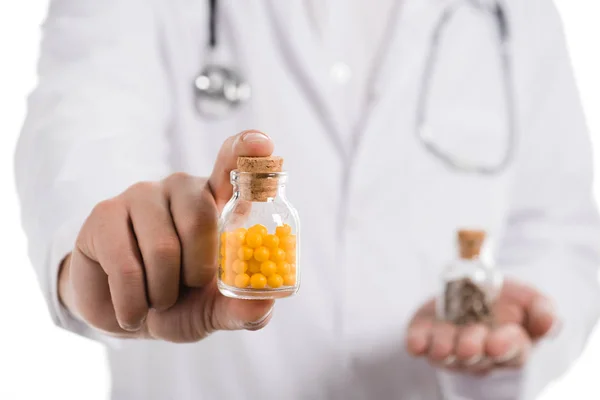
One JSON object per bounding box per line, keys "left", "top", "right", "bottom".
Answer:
{"left": 437, "top": 229, "right": 503, "bottom": 325}
{"left": 217, "top": 155, "right": 300, "bottom": 300}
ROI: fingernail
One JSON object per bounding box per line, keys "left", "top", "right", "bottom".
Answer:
{"left": 241, "top": 131, "right": 270, "bottom": 143}
{"left": 244, "top": 306, "right": 274, "bottom": 330}
{"left": 493, "top": 345, "right": 520, "bottom": 364}
{"left": 533, "top": 298, "right": 556, "bottom": 318}
{"left": 121, "top": 322, "right": 143, "bottom": 332}
{"left": 442, "top": 355, "right": 457, "bottom": 367}
{"left": 463, "top": 354, "right": 483, "bottom": 367}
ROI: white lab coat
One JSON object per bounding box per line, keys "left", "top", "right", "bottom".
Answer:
{"left": 15, "top": 0, "right": 600, "bottom": 399}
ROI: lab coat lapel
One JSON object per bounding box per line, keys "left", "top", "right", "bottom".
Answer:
{"left": 368, "top": 0, "right": 460, "bottom": 112}
{"left": 264, "top": 0, "right": 349, "bottom": 162}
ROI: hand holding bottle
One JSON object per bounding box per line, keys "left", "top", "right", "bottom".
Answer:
{"left": 58, "top": 130, "right": 276, "bottom": 342}
{"left": 406, "top": 280, "right": 557, "bottom": 373}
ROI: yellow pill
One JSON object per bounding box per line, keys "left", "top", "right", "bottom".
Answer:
{"left": 223, "top": 257, "right": 234, "bottom": 272}
{"left": 279, "top": 235, "right": 296, "bottom": 251}
{"left": 253, "top": 246, "right": 270, "bottom": 262}
{"left": 225, "top": 245, "right": 238, "bottom": 259}
{"left": 248, "top": 259, "right": 262, "bottom": 274}
{"left": 283, "top": 274, "right": 297, "bottom": 286}
{"left": 260, "top": 261, "right": 277, "bottom": 277}
{"left": 276, "top": 224, "right": 292, "bottom": 237}
{"left": 234, "top": 273, "right": 250, "bottom": 288}
{"left": 268, "top": 274, "right": 284, "bottom": 288}
{"left": 222, "top": 272, "right": 236, "bottom": 286}
{"left": 285, "top": 250, "right": 296, "bottom": 264}
{"left": 263, "top": 234, "right": 280, "bottom": 249}
{"left": 249, "top": 224, "right": 268, "bottom": 237}
{"left": 220, "top": 246, "right": 227, "bottom": 257}
{"left": 245, "top": 231, "right": 263, "bottom": 248}
{"left": 232, "top": 259, "right": 248, "bottom": 274}
{"left": 250, "top": 273, "right": 267, "bottom": 289}
{"left": 270, "top": 248, "right": 286, "bottom": 263}
{"left": 289, "top": 264, "right": 297, "bottom": 274}
{"left": 237, "top": 246, "right": 253, "bottom": 261}
{"left": 231, "top": 230, "right": 246, "bottom": 247}
{"left": 276, "top": 262, "right": 291, "bottom": 276}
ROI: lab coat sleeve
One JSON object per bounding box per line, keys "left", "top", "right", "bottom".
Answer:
{"left": 445, "top": 1, "right": 600, "bottom": 399}
{"left": 14, "top": 0, "right": 172, "bottom": 345}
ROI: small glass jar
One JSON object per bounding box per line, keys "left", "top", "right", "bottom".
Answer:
{"left": 437, "top": 230, "right": 503, "bottom": 325}
{"left": 217, "top": 156, "right": 300, "bottom": 300}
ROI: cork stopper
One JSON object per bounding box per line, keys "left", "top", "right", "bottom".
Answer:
{"left": 457, "top": 229, "right": 486, "bottom": 259}
{"left": 236, "top": 156, "right": 284, "bottom": 201}
{"left": 237, "top": 156, "right": 283, "bottom": 173}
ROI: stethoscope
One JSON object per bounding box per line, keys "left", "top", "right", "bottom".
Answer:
{"left": 194, "top": 0, "right": 515, "bottom": 175}
{"left": 193, "top": 0, "right": 251, "bottom": 118}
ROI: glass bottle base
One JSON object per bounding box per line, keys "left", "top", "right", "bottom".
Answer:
{"left": 218, "top": 281, "right": 298, "bottom": 300}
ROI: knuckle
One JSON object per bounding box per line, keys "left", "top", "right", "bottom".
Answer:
{"left": 180, "top": 199, "right": 218, "bottom": 239}
{"left": 91, "top": 197, "right": 123, "bottom": 219}
{"left": 117, "top": 262, "right": 144, "bottom": 284}
{"left": 150, "top": 236, "right": 181, "bottom": 265}
{"left": 128, "top": 181, "right": 161, "bottom": 196}
{"left": 165, "top": 171, "right": 192, "bottom": 187}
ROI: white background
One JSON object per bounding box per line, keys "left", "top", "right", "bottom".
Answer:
{"left": 0, "top": 1, "right": 599, "bottom": 399}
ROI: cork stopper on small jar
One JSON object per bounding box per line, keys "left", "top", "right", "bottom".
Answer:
{"left": 457, "top": 229, "right": 486, "bottom": 259}
{"left": 236, "top": 156, "right": 284, "bottom": 201}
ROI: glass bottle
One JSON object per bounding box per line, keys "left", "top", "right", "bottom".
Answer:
{"left": 437, "top": 230, "right": 503, "bottom": 325}
{"left": 217, "top": 156, "right": 300, "bottom": 300}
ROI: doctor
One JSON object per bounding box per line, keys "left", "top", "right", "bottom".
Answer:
{"left": 14, "top": 0, "right": 600, "bottom": 399}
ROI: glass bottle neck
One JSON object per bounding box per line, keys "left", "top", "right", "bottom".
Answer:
{"left": 231, "top": 171, "right": 288, "bottom": 202}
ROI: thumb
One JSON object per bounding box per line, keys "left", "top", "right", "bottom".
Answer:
{"left": 208, "top": 130, "right": 274, "bottom": 209}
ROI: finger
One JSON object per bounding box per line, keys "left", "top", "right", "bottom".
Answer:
{"left": 406, "top": 300, "right": 436, "bottom": 356}
{"left": 470, "top": 357, "right": 494, "bottom": 375}
{"left": 406, "top": 317, "right": 434, "bottom": 356}
{"left": 127, "top": 183, "right": 181, "bottom": 311}
{"left": 70, "top": 248, "right": 126, "bottom": 335}
{"left": 493, "top": 300, "right": 524, "bottom": 326}
{"left": 486, "top": 323, "right": 530, "bottom": 367}
{"left": 455, "top": 324, "right": 489, "bottom": 367}
{"left": 208, "top": 130, "right": 274, "bottom": 208}
{"left": 526, "top": 296, "right": 557, "bottom": 340}
{"left": 500, "top": 280, "right": 557, "bottom": 339}
{"left": 428, "top": 322, "right": 458, "bottom": 365}
{"left": 146, "top": 283, "right": 275, "bottom": 342}
{"left": 78, "top": 198, "right": 149, "bottom": 331}
{"left": 221, "top": 298, "right": 276, "bottom": 331}
{"left": 165, "top": 174, "right": 219, "bottom": 287}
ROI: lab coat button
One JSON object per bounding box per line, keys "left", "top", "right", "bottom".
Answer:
{"left": 330, "top": 62, "right": 352, "bottom": 84}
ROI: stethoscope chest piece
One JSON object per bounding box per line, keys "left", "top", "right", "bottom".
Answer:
{"left": 194, "top": 64, "right": 251, "bottom": 118}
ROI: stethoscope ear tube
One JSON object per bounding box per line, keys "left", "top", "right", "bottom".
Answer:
{"left": 416, "top": 0, "right": 515, "bottom": 175}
